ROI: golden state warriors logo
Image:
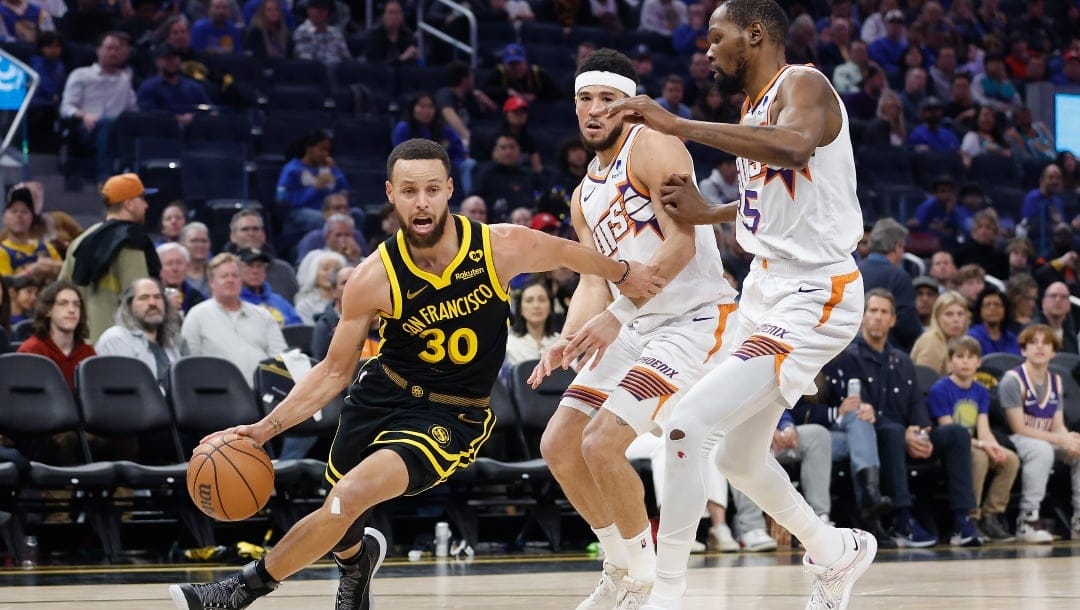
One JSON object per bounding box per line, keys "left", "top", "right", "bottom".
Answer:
{"left": 469, "top": 249, "right": 483, "bottom": 262}
{"left": 429, "top": 425, "right": 451, "bottom": 446}
{"left": 411, "top": 385, "right": 424, "bottom": 398}
{"left": 953, "top": 398, "right": 980, "bottom": 430}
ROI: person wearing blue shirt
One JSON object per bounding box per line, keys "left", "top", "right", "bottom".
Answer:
{"left": 914, "top": 176, "right": 969, "bottom": 248}
{"left": 868, "top": 10, "right": 907, "bottom": 76}
{"left": 276, "top": 129, "right": 358, "bottom": 253}
{"left": 1021, "top": 163, "right": 1066, "bottom": 230}
{"left": 967, "top": 287, "right": 1020, "bottom": 356}
{"left": 907, "top": 97, "right": 960, "bottom": 152}
{"left": 190, "top": 0, "right": 243, "bottom": 55}
{"left": 237, "top": 248, "right": 302, "bottom": 326}
{"left": 30, "top": 32, "right": 65, "bottom": 108}
{"left": 390, "top": 93, "right": 468, "bottom": 170}
{"left": 136, "top": 45, "right": 212, "bottom": 126}
{"left": 654, "top": 75, "right": 693, "bottom": 120}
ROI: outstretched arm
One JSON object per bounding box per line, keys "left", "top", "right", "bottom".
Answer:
{"left": 606, "top": 69, "right": 833, "bottom": 170}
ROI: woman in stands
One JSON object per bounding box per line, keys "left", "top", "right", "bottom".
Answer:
{"left": 912, "top": 290, "right": 972, "bottom": 374}
{"left": 155, "top": 201, "right": 187, "bottom": 245}
{"left": 968, "top": 286, "right": 1021, "bottom": 356}
{"left": 245, "top": 0, "right": 293, "bottom": 59}
{"left": 1004, "top": 273, "right": 1039, "bottom": 332}
{"left": 961, "top": 105, "right": 1011, "bottom": 168}
{"left": 391, "top": 92, "right": 468, "bottom": 174}
{"left": 691, "top": 84, "right": 726, "bottom": 123}
{"left": 876, "top": 88, "right": 907, "bottom": 147}
{"left": 504, "top": 276, "right": 559, "bottom": 368}
{"left": 1057, "top": 151, "right": 1079, "bottom": 194}
{"left": 293, "top": 250, "right": 346, "bottom": 325}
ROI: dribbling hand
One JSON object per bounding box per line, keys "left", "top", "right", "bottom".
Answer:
{"left": 617, "top": 261, "right": 665, "bottom": 298}
{"left": 198, "top": 424, "right": 266, "bottom": 450}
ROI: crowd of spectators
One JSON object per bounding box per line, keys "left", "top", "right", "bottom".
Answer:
{"left": 2, "top": 0, "right": 1080, "bottom": 554}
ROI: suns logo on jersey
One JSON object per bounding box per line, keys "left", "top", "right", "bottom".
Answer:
{"left": 590, "top": 181, "right": 663, "bottom": 256}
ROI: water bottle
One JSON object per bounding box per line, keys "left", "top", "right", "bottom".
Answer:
{"left": 20, "top": 535, "right": 38, "bottom": 569}
{"left": 847, "top": 378, "right": 861, "bottom": 399}
{"left": 434, "top": 521, "right": 450, "bottom": 558}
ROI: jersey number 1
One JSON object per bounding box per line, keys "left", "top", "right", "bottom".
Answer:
{"left": 419, "top": 328, "right": 479, "bottom": 365}
{"left": 741, "top": 189, "right": 760, "bottom": 234}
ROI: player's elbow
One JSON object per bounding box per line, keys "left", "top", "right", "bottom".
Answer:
{"left": 786, "top": 144, "right": 814, "bottom": 170}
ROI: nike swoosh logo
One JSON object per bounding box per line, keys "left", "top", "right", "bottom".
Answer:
{"left": 797, "top": 287, "right": 824, "bottom": 293}
{"left": 692, "top": 316, "right": 714, "bottom": 322}
{"left": 406, "top": 286, "right": 429, "bottom": 299}
{"left": 583, "top": 189, "right": 595, "bottom": 202}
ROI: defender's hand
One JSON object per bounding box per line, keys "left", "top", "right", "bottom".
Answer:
{"left": 617, "top": 261, "right": 665, "bottom": 298}
{"left": 562, "top": 311, "right": 621, "bottom": 370}
{"left": 662, "top": 174, "right": 720, "bottom": 225}
{"left": 604, "top": 95, "right": 679, "bottom": 135}
{"left": 528, "top": 337, "right": 571, "bottom": 388}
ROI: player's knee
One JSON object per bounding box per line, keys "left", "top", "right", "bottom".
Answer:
{"left": 540, "top": 412, "right": 583, "bottom": 466}
{"left": 323, "top": 479, "right": 373, "bottom": 521}
{"left": 580, "top": 419, "right": 626, "bottom": 466}
{"left": 714, "top": 445, "right": 753, "bottom": 484}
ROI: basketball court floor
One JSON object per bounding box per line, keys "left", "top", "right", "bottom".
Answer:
{"left": 3, "top": 543, "right": 1080, "bottom": 609}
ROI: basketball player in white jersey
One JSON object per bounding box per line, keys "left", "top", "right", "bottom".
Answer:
{"left": 528, "top": 49, "right": 739, "bottom": 609}
{"left": 607, "top": 1, "right": 876, "bottom": 609}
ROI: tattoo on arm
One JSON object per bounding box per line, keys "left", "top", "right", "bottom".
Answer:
{"left": 269, "top": 418, "right": 282, "bottom": 434}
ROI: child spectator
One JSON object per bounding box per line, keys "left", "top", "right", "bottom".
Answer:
{"left": 927, "top": 336, "right": 1019, "bottom": 542}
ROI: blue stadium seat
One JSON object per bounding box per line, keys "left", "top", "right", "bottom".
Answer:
{"left": 267, "top": 58, "right": 332, "bottom": 96}
{"left": 113, "top": 110, "right": 183, "bottom": 173}
{"left": 969, "top": 154, "right": 1021, "bottom": 189}
{"left": 332, "top": 116, "right": 393, "bottom": 161}
{"left": 911, "top": 150, "right": 965, "bottom": 191}
{"left": 519, "top": 22, "right": 566, "bottom": 45}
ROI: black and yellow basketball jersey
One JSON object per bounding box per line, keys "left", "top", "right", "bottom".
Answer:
{"left": 354, "top": 215, "right": 510, "bottom": 403}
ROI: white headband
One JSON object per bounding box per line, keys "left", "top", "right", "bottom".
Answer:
{"left": 574, "top": 70, "right": 637, "bottom": 98}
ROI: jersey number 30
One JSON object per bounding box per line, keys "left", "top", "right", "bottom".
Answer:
{"left": 419, "top": 328, "right": 479, "bottom": 365}
{"left": 741, "top": 189, "right": 760, "bottom": 235}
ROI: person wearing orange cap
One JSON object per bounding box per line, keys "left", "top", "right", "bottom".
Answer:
{"left": 59, "top": 172, "right": 160, "bottom": 341}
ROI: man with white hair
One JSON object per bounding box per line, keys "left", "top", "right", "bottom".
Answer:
{"left": 96, "top": 277, "right": 186, "bottom": 385}
{"left": 294, "top": 192, "right": 370, "bottom": 264}
{"left": 156, "top": 242, "right": 204, "bottom": 313}
{"left": 459, "top": 195, "right": 487, "bottom": 223}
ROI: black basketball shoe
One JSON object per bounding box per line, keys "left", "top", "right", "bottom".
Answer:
{"left": 335, "top": 527, "right": 387, "bottom": 610}
{"left": 169, "top": 560, "right": 278, "bottom": 609}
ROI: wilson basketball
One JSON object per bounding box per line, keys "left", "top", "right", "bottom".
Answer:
{"left": 186, "top": 434, "right": 274, "bottom": 522}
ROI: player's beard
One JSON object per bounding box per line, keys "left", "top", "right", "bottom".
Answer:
{"left": 714, "top": 43, "right": 750, "bottom": 97}
{"left": 397, "top": 206, "right": 450, "bottom": 249}
{"left": 581, "top": 120, "right": 625, "bottom": 154}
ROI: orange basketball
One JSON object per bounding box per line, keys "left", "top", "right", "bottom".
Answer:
{"left": 187, "top": 433, "right": 275, "bottom": 522}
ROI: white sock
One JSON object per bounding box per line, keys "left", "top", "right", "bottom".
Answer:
{"left": 800, "top": 519, "right": 846, "bottom": 567}
{"left": 623, "top": 525, "right": 656, "bottom": 583}
{"left": 593, "top": 523, "right": 628, "bottom": 569}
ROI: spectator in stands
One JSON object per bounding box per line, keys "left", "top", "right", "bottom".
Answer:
{"left": 293, "top": 249, "right": 345, "bottom": 325}
{"left": 16, "top": 279, "right": 94, "bottom": 389}
{"left": 907, "top": 96, "right": 959, "bottom": 153}
{"left": 860, "top": 218, "right": 922, "bottom": 351}
{"left": 899, "top": 67, "right": 929, "bottom": 126}
{"left": 310, "top": 266, "right": 377, "bottom": 361}
{"left": 6, "top": 275, "right": 38, "bottom": 329}
{"left": 179, "top": 222, "right": 210, "bottom": 297}
{"left": 190, "top": 0, "right": 241, "bottom": 55}
{"left": 0, "top": 277, "right": 9, "bottom": 344}
{"left": 1012, "top": 0, "right": 1058, "bottom": 56}
{"left": 800, "top": 354, "right": 893, "bottom": 545}
{"left": 930, "top": 250, "right": 959, "bottom": 290}
{"left": 156, "top": 242, "right": 204, "bottom": 314}
{"left": 482, "top": 43, "right": 558, "bottom": 105}
{"left": 0, "top": 0, "right": 55, "bottom": 42}
{"left": 671, "top": 2, "right": 708, "bottom": 56}
{"left": 816, "top": 17, "right": 851, "bottom": 79}
{"left": 153, "top": 201, "right": 186, "bottom": 246}
{"left": 955, "top": 211, "right": 1008, "bottom": 280}
{"left": 627, "top": 43, "right": 661, "bottom": 98}
{"left": 912, "top": 290, "right": 971, "bottom": 374}
{"left": 59, "top": 30, "right": 137, "bottom": 183}
{"left": 1001, "top": 324, "right": 1080, "bottom": 543}
{"left": 1033, "top": 281, "right": 1079, "bottom": 354}
{"left": 768, "top": 409, "right": 835, "bottom": 525}
{"left": 294, "top": 194, "right": 368, "bottom": 264}
{"left": 943, "top": 73, "right": 977, "bottom": 133}
{"left": 495, "top": 95, "right": 542, "bottom": 173}
{"left": 243, "top": 0, "right": 292, "bottom": 59}
{"left": 872, "top": 89, "right": 904, "bottom": 146}
{"left": 363, "top": 0, "right": 416, "bottom": 64}
{"left": 1021, "top": 164, "right": 1065, "bottom": 250}
{"left": 368, "top": 201, "right": 400, "bottom": 244}
{"left": 638, "top": 0, "right": 687, "bottom": 37}
{"left": 861, "top": 0, "right": 899, "bottom": 45}
{"left": 1007, "top": 237, "right": 1034, "bottom": 278}
{"left": 1003, "top": 107, "right": 1055, "bottom": 163}
{"left": 277, "top": 129, "right": 352, "bottom": 242}
{"left": 471, "top": 134, "right": 540, "bottom": 214}
{"left": 786, "top": 13, "right": 818, "bottom": 66}
{"left": 654, "top": 74, "right": 692, "bottom": 120}
{"left": 0, "top": 186, "right": 61, "bottom": 278}
{"left": 972, "top": 54, "right": 1020, "bottom": 115}
{"left": 223, "top": 209, "right": 300, "bottom": 304}
{"left": 968, "top": 286, "right": 1019, "bottom": 356}
{"left": 1056, "top": 151, "right": 1079, "bottom": 195}
{"left": 550, "top": 137, "right": 591, "bottom": 198}
{"left": 436, "top": 62, "right": 498, "bottom": 153}
{"left": 182, "top": 253, "right": 286, "bottom": 386}
{"left": 392, "top": 92, "right": 469, "bottom": 177}
{"left": 505, "top": 277, "right": 558, "bottom": 367}
{"left": 855, "top": 288, "right": 980, "bottom": 547}
{"left": 690, "top": 84, "right": 727, "bottom": 123}
{"left": 1005, "top": 273, "right": 1039, "bottom": 332}
{"left": 842, "top": 64, "right": 885, "bottom": 121}
{"left": 832, "top": 38, "right": 870, "bottom": 95}
{"left": 960, "top": 106, "right": 1011, "bottom": 168}
{"left": 136, "top": 44, "right": 210, "bottom": 127}
{"left": 927, "top": 336, "right": 1018, "bottom": 542}
{"left": 508, "top": 207, "right": 532, "bottom": 226}
{"left": 96, "top": 277, "right": 186, "bottom": 384}
{"left": 913, "top": 175, "right": 964, "bottom": 246}
{"left": 28, "top": 31, "right": 65, "bottom": 150}
{"left": 682, "top": 52, "right": 713, "bottom": 108}
{"left": 296, "top": 0, "right": 350, "bottom": 65}
{"left": 929, "top": 45, "right": 957, "bottom": 102}
{"left": 974, "top": 0, "right": 1008, "bottom": 45}
{"left": 236, "top": 248, "right": 300, "bottom": 327}
{"left": 955, "top": 263, "right": 987, "bottom": 308}
{"left": 459, "top": 195, "right": 487, "bottom": 223}
{"left": 1053, "top": 51, "right": 1080, "bottom": 87}
{"left": 869, "top": 9, "right": 907, "bottom": 78}
{"left": 699, "top": 153, "right": 739, "bottom": 205}
{"left": 59, "top": 173, "right": 158, "bottom": 342}
{"left": 1033, "top": 227, "right": 1080, "bottom": 296}
{"left": 913, "top": 275, "right": 939, "bottom": 329}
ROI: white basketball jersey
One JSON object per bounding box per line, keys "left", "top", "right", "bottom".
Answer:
{"left": 735, "top": 65, "right": 863, "bottom": 265}
{"left": 579, "top": 124, "right": 736, "bottom": 317}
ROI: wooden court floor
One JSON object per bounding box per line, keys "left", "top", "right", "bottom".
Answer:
{"left": 3, "top": 543, "right": 1080, "bottom": 609}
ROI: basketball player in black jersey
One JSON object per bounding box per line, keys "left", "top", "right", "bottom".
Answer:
{"left": 170, "top": 139, "right": 664, "bottom": 610}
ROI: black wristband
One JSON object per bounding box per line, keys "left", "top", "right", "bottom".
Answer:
{"left": 613, "top": 259, "right": 631, "bottom": 285}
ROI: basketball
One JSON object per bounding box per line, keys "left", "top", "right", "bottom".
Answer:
{"left": 186, "top": 434, "right": 274, "bottom": 522}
